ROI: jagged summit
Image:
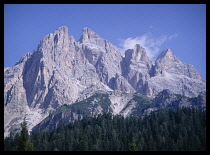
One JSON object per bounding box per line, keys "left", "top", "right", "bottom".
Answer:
{"left": 78, "top": 27, "right": 102, "bottom": 44}
{"left": 125, "top": 44, "right": 150, "bottom": 63}
{"left": 54, "top": 26, "right": 68, "bottom": 34}
{"left": 78, "top": 27, "right": 119, "bottom": 56}
{"left": 4, "top": 26, "right": 205, "bottom": 137}
{"left": 161, "top": 48, "right": 172, "bottom": 55}
{"left": 156, "top": 48, "right": 180, "bottom": 64}
{"left": 153, "top": 48, "right": 181, "bottom": 76}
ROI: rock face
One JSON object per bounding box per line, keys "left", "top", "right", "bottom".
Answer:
{"left": 123, "top": 44, "right": 152, "bottom": 91}
{"left": 32, "top": 90, "right": 205, "bottom": 132}
{"left": 32, "top": 92, "right": 152, "bottom": 132}
{"left": 4, "top": 26, "right": 206, "bottom": 137}
{"left": 149, "top": 89, "right": 206, "bottom": 110}
{"left": 140, "top": 49, "right": 205, "bottom": 97}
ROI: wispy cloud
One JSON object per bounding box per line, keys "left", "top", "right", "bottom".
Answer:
{"left": 118, "top": 32, "right": 178, "bottom": 62}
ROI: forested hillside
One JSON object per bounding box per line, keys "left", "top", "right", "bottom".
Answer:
{"left": 4, "top": 107, "right": 206, "bottom": 151}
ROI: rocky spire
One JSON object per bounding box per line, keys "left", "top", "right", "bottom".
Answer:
{"left": 78, "top": 27, "right": 105, "bottom": 46}
{"left": 124, "top": 44, "right": 152, "bottom": 70}
{"left": 153, "top": 49, "right": 202, "bottom": 80}
{"left": 79, "top": 27, "right": 101, "bottom": 43}
{"left": 155, "top": 49, "right": 180, "bottom": 65}
{"left": 142, "top": 49, "right": 205, "bottom": 98}
{"left": 79, "top": 27, "right": 119, "bottom": 54}
{"left": 154, "top": 49, "right": 180, "bottom": 76}
{"left": 37, "top": 26, "right": 71, "bottom": 56}
{"left": 123, "top": 44, "right": 152, "bottom": 90}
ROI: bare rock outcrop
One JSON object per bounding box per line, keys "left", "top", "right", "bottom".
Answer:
{"left": 139, "top": 49, "right": 205, "bottom": 97}
{"left": 4, "top": 26, "right": 206, "bottom": 137}
{"left": 123, "top": 44, "right": 152, "bottom": 91}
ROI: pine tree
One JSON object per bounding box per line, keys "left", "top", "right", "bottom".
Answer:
{"left": 129, "top": 138, "right": 138, "bottom": 151}
{"left": 25, "top": 108, "right": 205, "bottom": 151}
{"left": 17, "top": 116, "right": 34, "bottom": 151}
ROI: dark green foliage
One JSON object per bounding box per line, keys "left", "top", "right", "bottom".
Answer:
{"left": 4, "top": 117, "right": 34, "bottom": 151}
{"left": 129, "top": 138, "right": 138, "bottom": 151}
{"left": 10, "top": 116, "right": 34, "bottom": 151}
{"left": 4, "top": 107, "right": 206, "bottom": 151}
{"left": 17, "top": 116, "right": 34, "bottom": 151}
{"left": 56, "top": 93, "right": 112, "bottom": 116}
{"left": 133, "top": 93, "right": 152, "bottom": 105}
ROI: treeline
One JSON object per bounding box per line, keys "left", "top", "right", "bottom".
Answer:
{"left": 4, "top": 107, "right": 206, "bottom": 151}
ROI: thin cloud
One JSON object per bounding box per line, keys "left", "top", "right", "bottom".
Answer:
{"left": 118, "top": 33, "right": 178, "bottom": 62}
{"left": 168, "top": 33, "right": 179, "bottom": 40}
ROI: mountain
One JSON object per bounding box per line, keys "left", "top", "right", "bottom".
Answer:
{"left": 139, "top": 49, "right": 206, "bottom": 97}
{"left": 32, "top": 90, "right": 206, "bottom": 132}
{"left": 4, "top": 26, "right": 206, "bottom": 137}
{"left": 31, "top": 92, "right": 151, "bottom": 132}
{"left": 122, "top": 44, "right": 152, "bottom": 91}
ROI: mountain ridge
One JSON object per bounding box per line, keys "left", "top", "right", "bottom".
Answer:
{"left": 4, "top": 26, "right": 206, "bottom": 137}
{"left": 32, "top": 89, "right": 206, "bottom": 133}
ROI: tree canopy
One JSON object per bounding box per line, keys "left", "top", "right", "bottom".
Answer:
{"left": 4, "top": 107, "right": 206, "bottom": 151}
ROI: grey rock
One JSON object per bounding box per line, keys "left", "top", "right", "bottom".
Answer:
{"left": 140, "top": 49, "right": 206, "bottom": 97}
{"left": 31, "top": 92, "right": 150, "bottom": 131}
{"left": 4, "top": 26, "right": 206, "bottom": 137}
{"left": 150, "top": 89, "right": 178, "bottom": 108}
{"left": 31, "top": 89, "right": 206, "bottom": 132}
{"left": 153, "top": 49, "right": 181, "bottom": 76}
{"left": 149, "top": 89, "right": 206, "bottom": 110}
{"left": 123, "top": 44, "right": 152, "bottom": 91}
{"left": 79, "top": 27, "right": 127, "bottom": 91}
{"left": 4, "top": 26, "right": 115, "bottom": 137}
{"left": 32, "top": 110, "right": 83, "bottom": 132}
{"left": 111, "top": 74, "right": 136, "bottom": 94}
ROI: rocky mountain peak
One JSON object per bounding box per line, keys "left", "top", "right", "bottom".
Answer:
{"left": 124, "top": 44, "right": 151, "bottom": 64}
{"left": 162, "top": 48, "right": 172, "bottom": 55}
{"left": 132, "top": 44, "right": 147, "bottom": 62}
{"left": 54, "top": 26, "right": 68, "bottom": 34}
{"left": 154, "top": 49, "right": 180, "bottom": 76}
{"left": 37, "top": 26, "right": 70, "bottom": 55}
{"left": 156, "top": 48, "right": 180, "bottom": 64}
{"left": 79, "top": 27, "right": 101, "bottom": 43}
{"left": 123, "top": 44, "right": 153, "bottom": 91}
{"left": 4, "top": 26, "right": 206, "bottom": 137}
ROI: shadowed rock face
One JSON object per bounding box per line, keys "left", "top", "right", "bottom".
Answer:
{"left": 149, "top": 89, "right": 206, "bottom": 110}
{"left": 123, "top": 44, "right": 152, "bottom": 91}
{"left": 79, "top": 27, "right": 123, "bottom": 88}
{"left": 4, "top": 26, "right": 206, "bottom": 137}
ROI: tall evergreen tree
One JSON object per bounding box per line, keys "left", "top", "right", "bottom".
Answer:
{"left": 17, "top": 116, "right": 34, "bottom": 151}
{"left": 129, "top": 138, "right": 138, "bottom": 151}
{"left": 4, "top": 107, "right": 206, "bottom": 151}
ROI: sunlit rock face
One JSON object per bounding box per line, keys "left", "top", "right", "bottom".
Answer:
{"left": 123, "top": 44, "right": 152, "bottom": 91}
{"left": 139, "top": 49, "right": 205, "bottom": 98}
{"left": 4, "top": 26, "right": 205, "bottom": 137}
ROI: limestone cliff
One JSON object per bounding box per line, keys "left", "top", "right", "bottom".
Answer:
{"left": 4, "top": 26, "right": 206, "bottom": 137}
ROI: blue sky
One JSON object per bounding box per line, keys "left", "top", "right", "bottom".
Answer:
{"left": 4, "top": 4, "right": 206, "bottom": 80}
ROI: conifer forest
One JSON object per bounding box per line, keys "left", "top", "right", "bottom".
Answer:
{"left": 4, "top": 107, "right": 206, "bottom": 151}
